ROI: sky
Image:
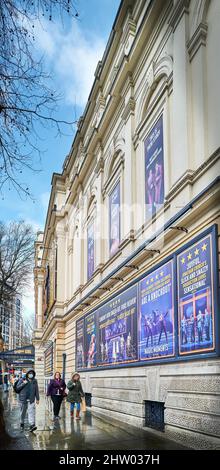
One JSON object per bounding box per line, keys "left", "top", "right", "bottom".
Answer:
{"left": 0, "top": 0, "right": 121, "bottom": 320}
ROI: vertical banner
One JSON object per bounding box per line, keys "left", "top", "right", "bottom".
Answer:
{"left": 139, "top": 260, "right": 174, "bottom": 360}
{"left": 87, "top": 221, "right": 95, "bottom": 280}
{"left": 109, "top": 181, "right": 120, "bottom": 257}
{"left": 98, "top": 285, "right": 138, "bottom": 366}
{"left": 76, "top": 319, "right": 85, "bottom": 369}
{"left": 85, "top": 312, "right": 97, "bottom": 368}
{"left": 145, "top": 115, "right": 164, "bottom": 219}
{"left": 177, "top": 233, "right": 215, "bottom": 355}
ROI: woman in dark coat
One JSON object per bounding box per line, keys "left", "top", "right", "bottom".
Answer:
{"left": 67, "top": 372, "right": 84, "bottom": 419}
{"left": 47, "top": 372, "right": 66, "bottom": 420}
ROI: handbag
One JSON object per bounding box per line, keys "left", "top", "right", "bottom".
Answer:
{"left": 80, "top": 396, "right": 86, "bottom": 412}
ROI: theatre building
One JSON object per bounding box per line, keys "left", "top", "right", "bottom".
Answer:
{"left": 34, "top": 0, "right": 220, "bottom": 449}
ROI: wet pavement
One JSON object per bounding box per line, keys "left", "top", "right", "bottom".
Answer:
{"left": 1, "top": 388, "right": 188, "bottom": 450}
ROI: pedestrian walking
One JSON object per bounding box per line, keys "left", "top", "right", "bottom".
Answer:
{"left": 3, "top": 373, "right": 9, "bottom": 392}
{"left": 67, "top": 372, "right": 85, "bottom": 420}
{"left": 47, "top": 371, "right": 66, "bottom": 420}
{"left": 15, "top": 368, "right": 40, "bottom": 432}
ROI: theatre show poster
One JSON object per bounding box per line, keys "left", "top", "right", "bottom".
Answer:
{"left": 145, "top": 115, "right": 164, "bottom": 220}
{"left": 87, "top": 221, "right": 95, "bottom": 280}
{"left": 139, "top": 260, "right": 174, "bottom": 360}
{"left": 177, "top": 233, "right": 215, "bottom": 355}
{"left": 85, "top": 312, "right": 97, "bottom": 368}
{"left": 97, "top": 285, "right": 138, "bottom": 366}
{"left": 109, "top": 181, "right": 120, "bottom": 257}
{"left": 76, "top": 318, "right": 85, "bottom": 369}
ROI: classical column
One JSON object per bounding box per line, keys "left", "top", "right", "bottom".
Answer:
{"left": 169, "top": 0, "right": 191, "bottom": 185}
{"left": 37, "top": 276, "right": 44, "bottom": 329}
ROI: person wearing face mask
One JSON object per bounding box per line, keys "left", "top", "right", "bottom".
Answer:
{"left": 16, "top": 368, "right": 40, "bottom": 432}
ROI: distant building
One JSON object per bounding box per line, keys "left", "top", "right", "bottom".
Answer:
{"left": 0, "top": 294, "right": 23, "bottom": 350}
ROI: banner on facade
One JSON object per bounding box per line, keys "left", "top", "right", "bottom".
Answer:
{"left": 87, "top": 221, "right": 95, "bottom": 280}
{"left": 177, "top": 233, "right": 215, "bottom": 355}
{"left": 139, "top": 260, "right": 174, "bottom": 360}
{"left": 109, "top": 181, "right": 120, "bottom": 257}
{"left": 76, "top": 318, "right": 85, "bottom": 369}
{"left": 97, "top": 285, "right": 138, "bottom": 366}
{"left": 145, "top": 115, "right": 164, "bottom": 219}
{"left": 85, "top": 312, "right": 97, "bottom": 368}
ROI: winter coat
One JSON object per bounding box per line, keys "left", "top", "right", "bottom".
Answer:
{"left": 16, "top": 369, "right": 39, "bottom": 404}
{"left": 47, "top": 379, "right": 66, "bottom": 397}
{"left": 66, "top": 380, "right": 84, "bottom": 404}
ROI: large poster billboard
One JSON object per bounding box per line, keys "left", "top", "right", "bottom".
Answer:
{"left": 85, "top": 312, "right": 97, "bottom": 368}
{"left": 109, "top": 181, "right": 120, "bottom": 257}
{"left": 177, "top": 233, "right": 215, "bottom": 355}
{"left": 87, "top": 221, "right": 95, "bottom": 280}
{"left": 76, "top": 318, "right": 85, "bottom": 369}
{"left": 145, "top": 115, "right": 164, "bottom": 219}
{"left": 97, "top": 285, "right": 138, "bottom": 366}
{"left": 139, "top": 260, "right": 174, "bottom": 360}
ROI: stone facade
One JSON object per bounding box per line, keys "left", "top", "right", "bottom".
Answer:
{"left": 34, "top": 0, "right": 220, "bottom": 449}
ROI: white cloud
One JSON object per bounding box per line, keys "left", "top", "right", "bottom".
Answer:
{"left": 22, "top": 284, "right": 35, "bottom": 321}
{"left": 34, "top": 20, "right": 106, "bottom": 107}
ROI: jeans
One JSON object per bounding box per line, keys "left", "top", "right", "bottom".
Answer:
{"left": 20, "top": 401, "right": 36, "bottom": 426}
{"left": 70, "top": 402, "right": 80, "bottom": 412}
{"left": 51, "top": 395, "right": 63, "bottom": 417}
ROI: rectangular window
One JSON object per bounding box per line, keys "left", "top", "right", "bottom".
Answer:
{"left": 109, "top": 181, "right": 120, "bottom": 257}
{"left": 145, "top": 115, "right": 164, "bottom": 220}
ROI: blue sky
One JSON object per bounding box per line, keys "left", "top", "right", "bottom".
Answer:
{"left": 0, "top": 0, "right": 121, "bottom": 318}
{"left": 0, "top": 0, "right": 121, "bottom": 231}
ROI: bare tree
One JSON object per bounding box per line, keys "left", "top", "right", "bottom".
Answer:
{"left": 0, "top": 1, "right": 79, "bottom": 197}
{"left": 0, "top": 220, "right": 35, "bottom": 321}
{"left": 21, "top": 312, "right": 35, "bottom": 345}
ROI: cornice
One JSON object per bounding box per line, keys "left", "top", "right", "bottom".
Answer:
{"left": 187, "top": 22, "right": 208, "bottom": 62}
{"left": 168, "top": 0, "right": 190, "bottom": 32}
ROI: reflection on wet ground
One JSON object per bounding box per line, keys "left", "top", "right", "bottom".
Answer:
{"left": 1, "top": 389, "right": 188, "bottom": 450}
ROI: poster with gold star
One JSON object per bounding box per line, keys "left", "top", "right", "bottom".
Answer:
{"left": 177, "top": 233, "right": 214, "bottom": 355}
{"left": 139, "top": 260, "right": 174, "bottom": 360}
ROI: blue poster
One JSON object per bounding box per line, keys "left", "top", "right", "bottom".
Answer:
{"left": 87, "top": 221, "right": 95, "bottom": 279}
{"left": 76, "top": 319, "right": 85, "bottom": 369}
{"left": 85, "top": 312, "right": 97, "bottom": 368}
{"left": 139, "top": 260, "right": 174, "bottom": 360}
{"left": 109, "top": 182, "right": 120, "bottom": 257}
{"left": 177, "top": 234, "right": 215, "bottom": 355}
{"left": 145, "top": 115, "right": 164, "bottom": 219}
{"left": 97, "top": 285, "right": 138, "bottom": 366}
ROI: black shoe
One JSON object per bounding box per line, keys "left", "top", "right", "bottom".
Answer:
{"left": 29, "top": 424, "right": 37, "bottom": 432}
{"left": 20, "top": 423, "right": 24, "bottom": 430}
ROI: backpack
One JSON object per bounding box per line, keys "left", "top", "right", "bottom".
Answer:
{"left": 13, "top": 379, "right": 20, "bottom": 394}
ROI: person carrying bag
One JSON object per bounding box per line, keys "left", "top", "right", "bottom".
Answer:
{"left": 47, "top": 371, "right": 66, "bottom": 420}
{"left": 67, "top": 372, "right": 85, "bottom": 420}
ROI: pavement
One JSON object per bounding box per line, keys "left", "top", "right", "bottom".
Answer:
{"left": 0, "top": 388, "right": 188, "bottom": 450}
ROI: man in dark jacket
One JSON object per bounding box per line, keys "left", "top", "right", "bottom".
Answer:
{"left": 16, "top": 368, "right": 40, "bottom": 432}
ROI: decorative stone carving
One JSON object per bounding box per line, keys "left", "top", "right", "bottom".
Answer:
{"left": 136, "top": 54, "right": 173, "bottom": 128}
